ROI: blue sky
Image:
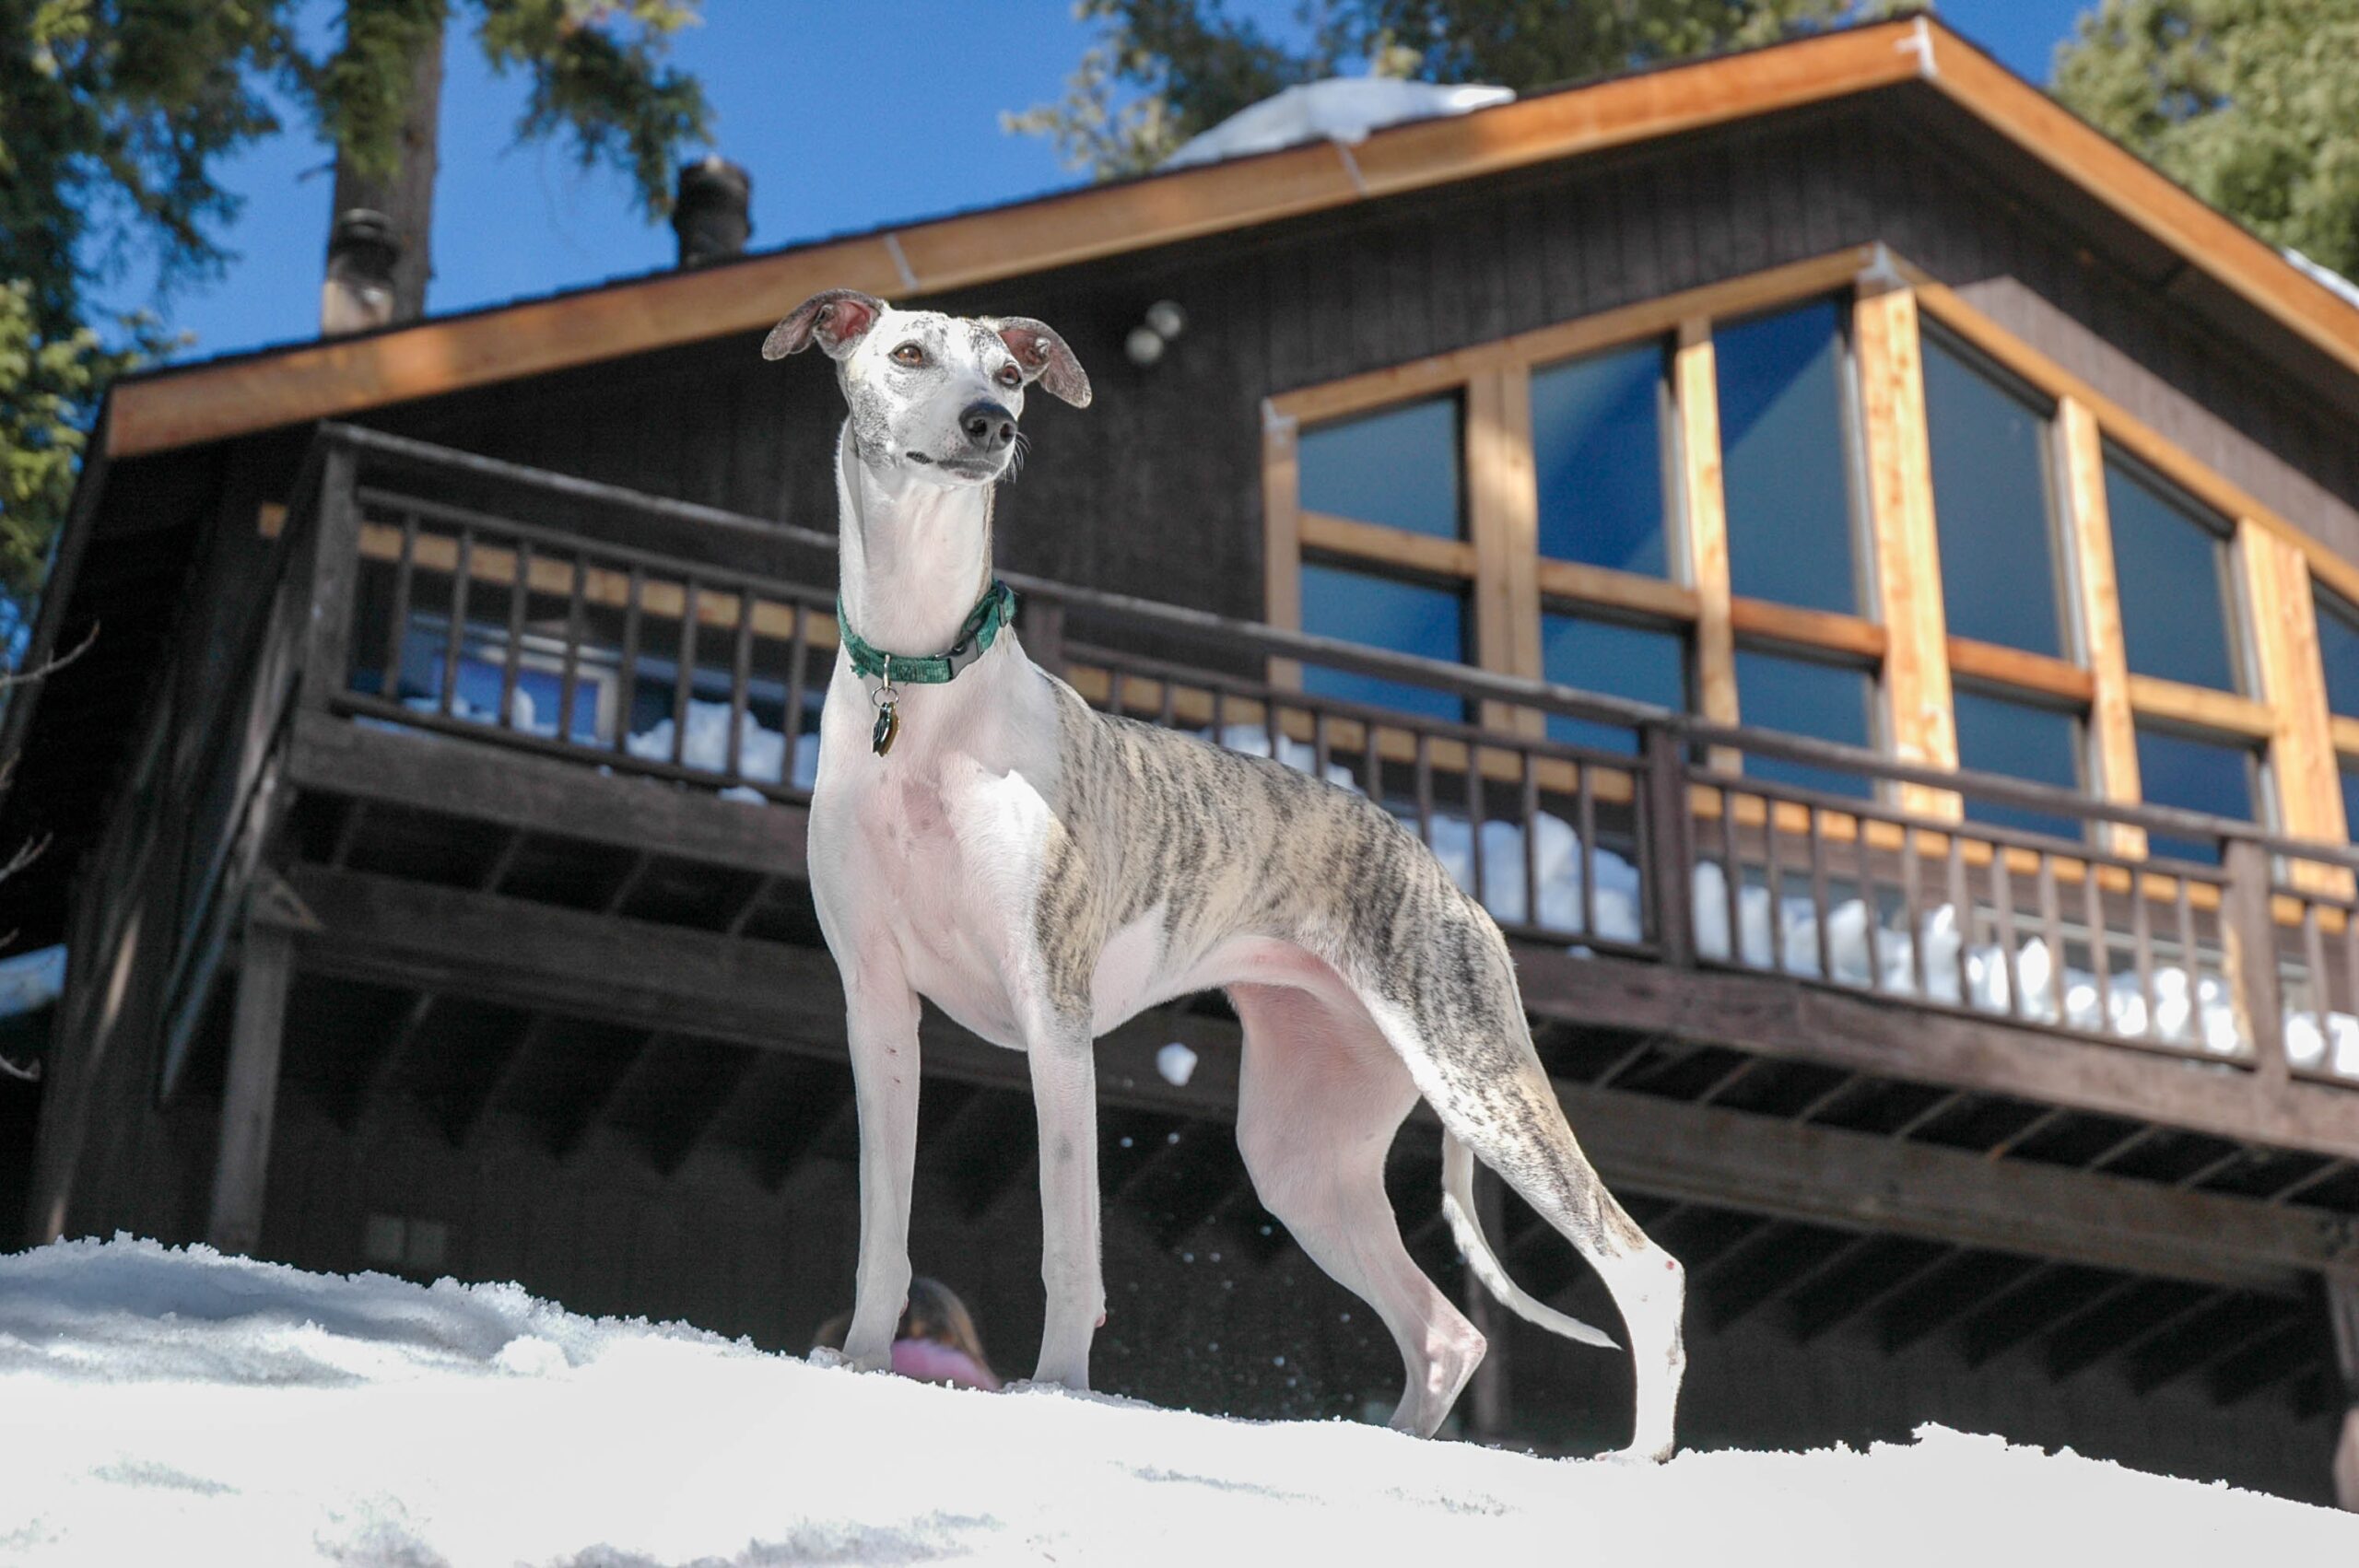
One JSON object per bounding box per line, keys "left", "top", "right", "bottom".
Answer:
{"left": 107, "top": 1, "right": 2097, "bottom": 364}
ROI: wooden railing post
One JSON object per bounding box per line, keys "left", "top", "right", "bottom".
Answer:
{"left": 205, "top": 908, "right": 294, "bottom": 1257}
{"left": 2330, "top": 1271, "right": 2359, "bottom": 1513}
{"left": 1643, "top": 723, "right": 1696, "bottom": 968}
{"left": 298, "top": 441, "right": 364, "bottom": 712}
{"left": 1023, "top": 597, "right": 1067, "bottom": 678}
{"left": 2222, "top": 839, "right": 2287, "bottom": 1087}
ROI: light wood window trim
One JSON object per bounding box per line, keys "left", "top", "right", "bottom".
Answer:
{"left": 2057, "top": 395, "right": 2147, "bottom": 857}
{"left": 1298, "top": 511, "right": 1477, "bottom": 579}
{"left": 2237, "top": 522, "right": 2350, "bottom": 893}
{"left": 1674, "top": 319, "right": 1740, "bottom": 732}
{"left": 1466, "top": 369, "right": 1544, "bottom": 735}
{"left": 1854, "top": 283, "right": 1960, "bottom": 818}
{"left": 1945, "top": 638, "right": 2093, "bottom": 704}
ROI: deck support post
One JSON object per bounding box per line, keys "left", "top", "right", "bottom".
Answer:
{"left": 2331, "top": 1271, "right": 2359, "bottom": 1512}
{"left": 2222, "top": 840, "right": 2286, "bottom": 1089}
{"left": 205, "top": 918, "right": 295, "bottom": 1257}
{"left": 1641, "top": 724, "right": 1696, "bottom": 969}
{"left": 1461, "top": 1164, "right": 1510, "bottom": 1441}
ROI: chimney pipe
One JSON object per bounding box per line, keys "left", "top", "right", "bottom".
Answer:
{"left": 672, "top": 157, "right": 753, "bottom": 268}
{"left": 322, "top": 208, "right": 400, "bottom": 336}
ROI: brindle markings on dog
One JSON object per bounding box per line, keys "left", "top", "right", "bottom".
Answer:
{"left": 769, "top": 287, "right": 1686, "bottom": 1458}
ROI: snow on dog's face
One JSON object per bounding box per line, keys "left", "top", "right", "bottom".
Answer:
{"left": 762, "top": 289, "right": 1090, "bottom": 488}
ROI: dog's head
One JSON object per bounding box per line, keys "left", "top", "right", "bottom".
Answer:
{"left": 763, "top": 289, "right": 1091, "bottom": 487}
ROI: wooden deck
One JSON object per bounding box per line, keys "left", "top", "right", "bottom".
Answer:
{"left": 154, "top": 426, "right": 2359, "bottom": 1429}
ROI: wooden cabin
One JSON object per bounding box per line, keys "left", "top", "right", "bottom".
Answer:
{"left": 9, "top": 17, "right": 2359, "bottom": 1506}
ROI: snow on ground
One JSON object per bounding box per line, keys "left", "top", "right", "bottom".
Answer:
{"left": 1162, "top": 78, "right": 1515, "bottom": 170}
{"left": 4, "top": 1240, "right": 2354, "bottom": 1566}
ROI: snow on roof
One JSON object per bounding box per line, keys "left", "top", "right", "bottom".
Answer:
{"left": 1161, "top": 77, "right": 1515, "bottom": 170}
{"left": 5, "top": 1237, "right": 2355, "bottom": 1563}
{"left": 2286, "top": 247, "right": 2359, "bottom": 312}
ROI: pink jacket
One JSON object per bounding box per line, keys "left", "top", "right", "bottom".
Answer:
{"left": 890, "top": 1337, "right": 1001, "bottom": 1391}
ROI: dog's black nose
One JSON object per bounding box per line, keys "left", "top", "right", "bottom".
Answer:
{"left": 960, "top": 402, "right": 1016, "bottom": 451}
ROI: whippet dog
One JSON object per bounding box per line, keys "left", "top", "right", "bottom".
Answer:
{"left": 766, "top": 289, "right": 1686, "bottom": 1458}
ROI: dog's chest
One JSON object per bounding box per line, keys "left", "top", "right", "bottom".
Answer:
{"left": 823, "top": 718, "right": 1061, "bottom": 1046}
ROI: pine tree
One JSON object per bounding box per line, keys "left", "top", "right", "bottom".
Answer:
{"left": 1008, "top": 0, "right": 1901, "bottom": 180}
{"left": 2054, "top": 0, "right": 2359, "bottom": 279}
{"left": 0, "top": 0, "right": 712, "bottom": 602}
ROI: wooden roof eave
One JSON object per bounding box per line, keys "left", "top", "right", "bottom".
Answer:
{"left": 94, "top": 17, "right": 2359, "bottom": 462}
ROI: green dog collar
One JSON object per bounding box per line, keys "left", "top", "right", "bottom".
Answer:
{"left": 836, "top": 579, "right": 1017, "bottom": 754}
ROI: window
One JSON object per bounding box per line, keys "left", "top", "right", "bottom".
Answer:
{"left": 1954, "top": 686, "right": 2083, "bottom": 839}
{"left": 1299, "top": 397, "right": 1462, "bottom": 539}
{"left": 1922, "top": 332, "right": 2067, "bottom": 660}
{"left": 2135, "top": 726, "right": 2258, "bottom": 863}
{"left": 2107, "top": 454, "right": 2241, "bottom": 692}
{"left": 1299, "top": 563, "right": 1466, "bottom": 721}
{"left": 1532, "top": 342, "right": 1671, "bottom": 575}
{"left": 2316, "top": 589, "right": 2359, "bottom": 719}
{"left": 1541, "top": 611, "right": 1686, "bottom": 753}
{"left": 1717, "top": 300, "right": 1860, "bottom": 615}
{"left": 1733, "top": 648, "right": 1874, "bottom": 798}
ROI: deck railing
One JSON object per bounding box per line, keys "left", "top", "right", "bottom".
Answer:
{"left": 287, "top": 424, "right": 2359, "bottom": 1085}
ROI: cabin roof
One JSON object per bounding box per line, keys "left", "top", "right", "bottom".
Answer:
{"left": 92, "top": 15, "right": 2359, "bottom": 462}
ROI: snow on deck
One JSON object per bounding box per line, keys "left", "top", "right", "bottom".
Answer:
{"left": 3, "top": 1239, "right": 2353, "bottom": 1565}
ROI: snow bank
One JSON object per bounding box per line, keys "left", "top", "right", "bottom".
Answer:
{"left": 4, "top": 1239, "right": 2353, "bottom": 1566}
{"left": 1162, "top": 77, "right": 1514, "bottom": 170}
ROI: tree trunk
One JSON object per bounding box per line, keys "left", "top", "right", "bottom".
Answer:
{"left": 325, "top": 15, "right": 445, "bottom": 327}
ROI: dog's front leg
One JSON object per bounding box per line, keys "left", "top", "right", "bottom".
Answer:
{"left": 1027, "top": 1027, "right": 1105, "bottom": 1389}
{"left": 841, "top": 965, "right": 922, "bottom": 1373}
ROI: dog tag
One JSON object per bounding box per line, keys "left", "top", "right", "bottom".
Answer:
{"left": 871, "top": 691, "right": 900, "bottom": 756}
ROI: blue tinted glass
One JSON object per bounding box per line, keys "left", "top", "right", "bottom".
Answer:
{"left": 1532, "top": 344, "right": 1667, "bottom": 574}
{"left": 2343, "top": 767, "right": 2359, "bottom": 832}
{"left": 2136, "top": 726, "right": 2255, "bottom": 863}
{"left": 1299, "top": 564, "right": 1465, "bottom": 720}
{"left": 1299, "top": 398, "right": 1462, "bottom": 538}
{"left": 1954, "top": 688, "right": 2083, "bottom": 840}
{"left": 1735, "top": 648, "right": 1872, "bottom": 798}
{"left": 1718, "top": 301, "right": 1857, "bottom": 614}
{"left": 2107, "top": 458, "right": 2237, "bottom": 690}
{"left": 1541, "top": 613, "right": 1685, "bottom": 753}
{"left": 2317, "top": 592, "right": 2359, "bottom": 718}
{"left": 1923, "top": 336, "right": 2063, "bottom": 658}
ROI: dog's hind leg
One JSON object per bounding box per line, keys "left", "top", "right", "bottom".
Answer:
{"left": 1345, "top": 907, "right": 1687, "bottom": 1460}
{"left": 1231, "top": 978, "right": 1486, "bottom": 1437}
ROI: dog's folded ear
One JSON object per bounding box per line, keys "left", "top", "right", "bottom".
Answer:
{"left": 763, "top": 290, "right": 887, "bottom": 361}
{"left": 987, "top": 318, "right": 1092, "bottom": 408}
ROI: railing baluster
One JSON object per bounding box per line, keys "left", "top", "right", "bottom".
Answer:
{"left": 727, "top": 590, "right": 756, "bottom": 781}
{"left": 2083, "top": 857, "right": 2112, "bottom": 1035}
{"left": 783, "top": 603, "right": 811, "bottom": 790}
{"left": 672, "top": 579, "right": 700, "bottom": 768}
{"left": 1158, "top": 673, "right": 1177, "bottom": 730}
{"left": 556, "top": 553, "right": 586, "bottom": 744}
{"left": 1578, "top": 759, "right": 1599, "bottom": 943}
{"left": 2131, "top": 872, "right": 2158, "bottom": 1043}
{"left": 1990, "top": 847, "right": 2022, "bottom": 1019}
{"left": 1313, "top": 708, "right": 1332, "bottom": 781}
{"left": 1465, "top": 741, "right": 1486, "bottom": 911}
{"left": 1860, "top": 817, "right": 1884, "bottom": 994}
{"left": 1414, "top": 731, "right": 1434, "bottom": 849}
{"left": 1521, "top": 753, "right": 1541, "bottom": 935}
{"left": 1719, "top": 790, "right": 1743, "bottom": 967}
{"left": 1945, "top": 832, "right": 1971, "bottom": 1004}
{"left": 1900, "top": 825, "right": 1926, "bottom": 1000}
{"left": 1765, "top": 796, "right": 1788, "bottom": 977}
{"left": 2304, "top": 899, "right": 2330, "bottom": 1052}
{"left": 499, "top": 538, "right": 531, "bottom": 731}
{"left": 613, "top": 564, "right": 643, "bottom": 757}
{"left": 1363, "top": 720, "right": 1380, "bottom": 803}
{"left": 1808, "top": 807, "right": 1831, "bottom": 981}
{"left": 2038, "top": 854, "right": 2066, "bottom": 1023}
{"left": 1211, "top": 685, "right": 1226, "bottom": 745}
{"left": 440, "top": 530, "right": 473, "bottom": 718}
{"left": 2341, "top": 895, "right": 2359, "bottom": 1050}
{"left": 2173, "top": 876, "right": 2201, "bottom": 1045}
{"left": 379, "top": 510, "right": 418, "bottom": 698}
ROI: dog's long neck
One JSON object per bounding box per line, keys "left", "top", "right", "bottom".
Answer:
{"left": 834, "top": 419, "right": 997, "bottom": 658}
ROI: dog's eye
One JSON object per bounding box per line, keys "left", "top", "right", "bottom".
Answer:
{"left": 995, "top": 363, "right": 1022, "bottom": 389}
{"left": 891, "top": 343, "right": 926, "bottom": 367}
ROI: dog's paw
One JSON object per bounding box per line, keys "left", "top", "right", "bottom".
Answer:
{"left": 805, "top": 1346, "right": 853, "bottom": 1371}
{"left": 1597, "top": 1441, "right": 1677, "bottom": 1466}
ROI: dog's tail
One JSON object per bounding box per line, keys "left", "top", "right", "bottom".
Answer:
{"left": 1440, "top": 1130, "right": 1618, "bottom": 1351}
